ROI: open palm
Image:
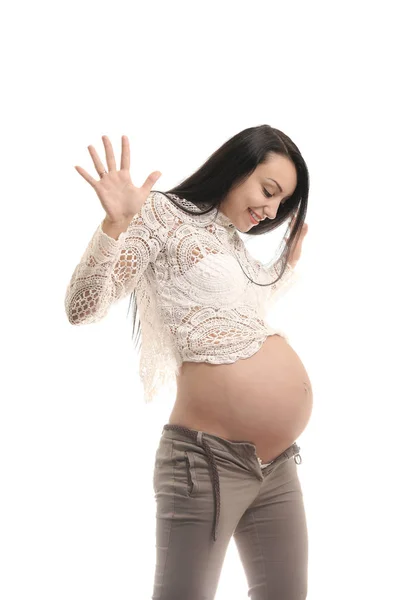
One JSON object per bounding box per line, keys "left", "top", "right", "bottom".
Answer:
{"left": 74, "top": 135, "right": 162, "bottom": 223}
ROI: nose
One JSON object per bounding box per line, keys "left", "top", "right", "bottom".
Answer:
{"left": 262, "top": 210, "right": 275, "bottom": 220}
{"left": 262, "top": 204, "right": 279, "bottom": 219}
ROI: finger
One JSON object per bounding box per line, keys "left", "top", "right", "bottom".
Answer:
{"left": 141, "top": 171, "right": 162, "bottom": 194}
{"left": 88, "top": 144, "right": 107, "bottom": 176}
{"left": 74, "top": 165, "right": 98, "bottom": 187}
{"left": 102, "top": 135, "right": 117, "bottom": 172}
{"left": 121, "top": 135, "right": 130, "bottom": 171}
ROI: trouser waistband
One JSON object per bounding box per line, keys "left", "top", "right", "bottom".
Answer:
{"left": 162, "top": 424, "right": 302, "bottom": 542}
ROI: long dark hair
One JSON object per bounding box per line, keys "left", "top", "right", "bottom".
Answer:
{"left": 127, "top": 124, "right": 309, "bottom": 349}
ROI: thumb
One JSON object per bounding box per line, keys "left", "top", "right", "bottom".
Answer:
{"left": 143, "top": 171, "right": 162, "bottom": 192}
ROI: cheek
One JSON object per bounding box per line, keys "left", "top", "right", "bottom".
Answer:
{"left": 244, "top": 189, "right": 258, "bottom": 207}
{"left": 242, "top": 195, "right": 252, "bottom": 211}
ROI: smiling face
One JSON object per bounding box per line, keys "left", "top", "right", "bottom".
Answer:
{"left": 219, "top": 152, "right": 298, "bottom": 232}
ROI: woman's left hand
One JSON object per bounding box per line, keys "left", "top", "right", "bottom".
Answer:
{"left": 286, "top": 222, "right": 309, "bottom": 267}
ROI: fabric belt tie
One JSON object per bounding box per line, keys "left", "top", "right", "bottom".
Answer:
{"left": 163, "top": 424, "right": 221, "bottom": 541}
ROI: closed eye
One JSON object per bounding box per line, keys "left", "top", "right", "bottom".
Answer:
{"left": 263, "top": 187, "right": 289, "bottom": 205}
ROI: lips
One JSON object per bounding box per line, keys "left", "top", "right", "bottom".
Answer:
{"left": 248, "top": 208, "right": 260, "bottom": 224}
{"left": 251, "top": 209, "right": 263, "bottom": 220}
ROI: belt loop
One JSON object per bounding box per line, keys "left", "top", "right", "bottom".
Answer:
{"left": 197, "top": 431, "right": 203, "bottom": 446}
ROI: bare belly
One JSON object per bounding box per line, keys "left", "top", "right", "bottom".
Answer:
{"left": 168, "top": 334, "right": 313, "bottom": 463}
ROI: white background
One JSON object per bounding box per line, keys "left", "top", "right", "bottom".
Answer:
{"left": 1, "top": 0, "right": 399, "bottom": 598}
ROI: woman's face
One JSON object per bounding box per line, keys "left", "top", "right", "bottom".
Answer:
{"left": 219, "top": 153, "right": 298, "bottom": 232}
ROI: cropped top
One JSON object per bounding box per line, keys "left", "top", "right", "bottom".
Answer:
{"left": 64, "top": 191, "right": 300, "bottom": 403}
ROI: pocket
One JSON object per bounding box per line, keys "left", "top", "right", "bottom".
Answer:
{"left": 153, "top": 439, "right": 172, "bottom": 494}
{"left": 184, "top": 450, "right": 199, "bottom": 497}
{"left": 153, "top": 455, "right": 160, "bottom": 494}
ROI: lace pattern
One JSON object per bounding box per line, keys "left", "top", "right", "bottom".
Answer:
{"left": 65, "top": 191, "right": 299, "bottom": 403}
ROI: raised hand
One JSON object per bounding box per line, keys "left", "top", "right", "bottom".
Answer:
{"left": 74, "top": 135, "right": 162, "bottom": 224}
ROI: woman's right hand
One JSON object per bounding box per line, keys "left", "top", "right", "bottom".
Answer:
{"left": 74, "top": 135, "right": 162, "bottom": 224}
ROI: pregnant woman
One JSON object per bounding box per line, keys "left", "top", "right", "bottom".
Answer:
{"left": 65, "top": 124, "right": 311, "bottom": 600}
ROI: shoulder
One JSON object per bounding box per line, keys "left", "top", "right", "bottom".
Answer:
{"left": 138, "top": 190, "right": 176, "bottom": 226}
{"left": 150, "top": 191, "right": 215, "bottom": 224}
{"left": 145, "top": 189, "right": 172, "bottom": 210}
{"left": 144, "top": 190, "right": 185, "bottom": 223}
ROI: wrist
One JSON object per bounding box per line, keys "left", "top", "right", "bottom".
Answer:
{"left": 101, "top": 217, "right": 133, "bottom": 240}
{"left": 103, "top": 214, "right": 135, "bottom": 226}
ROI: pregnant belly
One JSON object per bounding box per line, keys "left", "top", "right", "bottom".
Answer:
{"left": 170, "top": 334, "right": 314, "bottom": 463}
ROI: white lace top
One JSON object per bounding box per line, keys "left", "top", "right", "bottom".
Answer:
{"left": 65, "top": 191, "right": 299, "bottom": 403}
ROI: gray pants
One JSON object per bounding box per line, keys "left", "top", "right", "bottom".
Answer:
{"left": 152, "top": 424, "right": 308, "bottom": 600}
